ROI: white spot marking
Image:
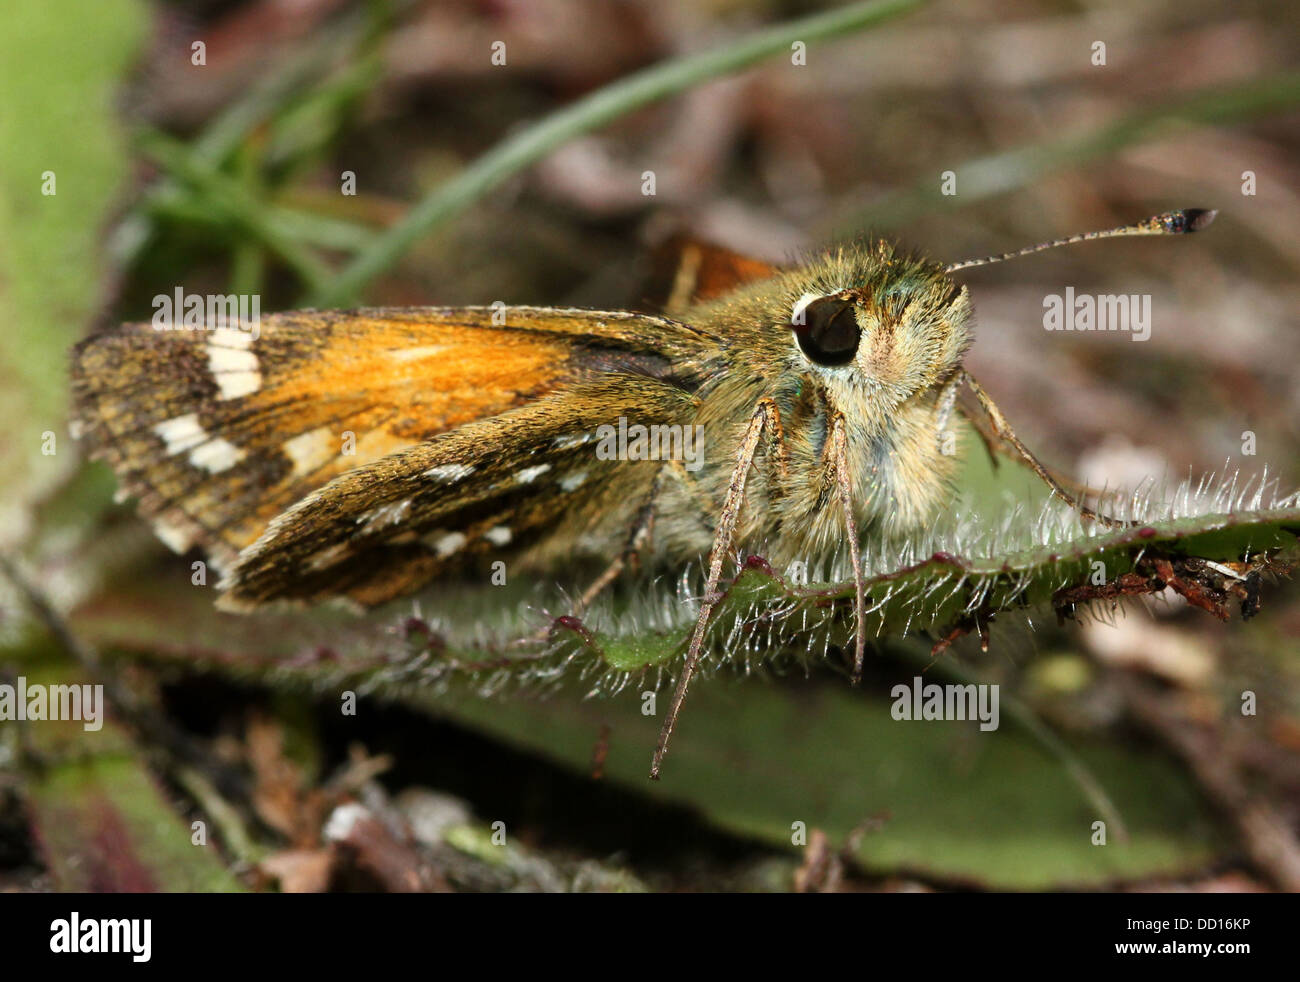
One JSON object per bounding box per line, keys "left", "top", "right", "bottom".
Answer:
{"left": 207, "top": 327, "right": 260, "bottom": 399}
{"left": 560, "top": 470, "right": 588, "bottom": 492}
{"left": 515, "top": 463, "right": 551, "bottom": 484}
{"left": 433, "top": 531, "right": 467, "bottom": 557}
{"left": 305, "top": 541, "right": 351, "bottom": 572}
{"left": 153, "top": 413, "right": 208, "bottom": 455}
{"left": 552, "top": 433, "right": 592, "bottom": 450}
{"left": 153, "top": 518, "right": 195, "bottom": 554}
{"left": 356, "top": 498, "right": 411, "bottom": 533}
{"left": 189, "top": 436, "right": 246, "bottom": 474}
{"left": 484, "top": 525, "right": 512, "bottom": 546}
{"left": 153, "top": 413, "right": 245, "bottom": 473}
{"left": 283, "top": 426, "right": 338, "bottom": 477}
{"left": 424, "top": 463, "right": 475, "bottom": 483}
{"left": 210, "top": 326, "right": 254, "bottom": 349}
{"left": 214, "top": 370, "right": 260, "bottom": 399}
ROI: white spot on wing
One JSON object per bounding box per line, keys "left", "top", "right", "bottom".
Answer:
{"left": 207, "top": 327, "right": 261, "bottom": 399}
{"left": 214, "top": 370, "right": 260, "bottom": 400}
{"left": 560, "top": 470, "right": 588, "bottom": 492}
{"left": 154, "top": 413, "right": 246, "bottom": 473}
{"left": 432, "top": 531, "right": 467, "bottom": 557}
{"left": 282, "top": 426, "right": 338, "bottom": 477}
{"left": 305, "top": 541, "right": 351, "bottom": 572}
{"left": 154, "top": 413, "right": 208, "bottom": 455}
{"left": 552, "top": 433, "right": 592, "bottom": 450}
{"left": 210, "top": 326, "right": 254, "bottom": 349}
{"left": 189, "top": 436, "right": 246, "bottom": 474}
{"left": 389, "top": 345, "right": 450, "bottom": 363}
{"left": 484, "top": 525, "right": 512, "bottom": 546}
{"left": 356, "top": 498, "right": 411, "bottom": 533}
{"left": 515, "top": 463, "right": 551, "bottom": 484}
{"left": 153, "top": 518, "right": 195, "bottom": 554}
{"left": 424, "top": 463, "right": 475, "bottom": 483}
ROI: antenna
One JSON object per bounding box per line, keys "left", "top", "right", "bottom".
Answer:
{"left": 944, "top": 208, "right": 1217, "bottom": 273}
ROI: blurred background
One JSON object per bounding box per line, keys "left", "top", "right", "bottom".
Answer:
{"left": 1, "top": 0, "right": 1298, "bottom": 892}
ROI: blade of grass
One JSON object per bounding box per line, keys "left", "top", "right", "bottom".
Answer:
{"left": 312, "top": 0, "right": 925, "bottom": 306}
{"left": 229, "top": 144, "right": 267, "bottom": 296}
{"left": 143, "top": 188, "right": 379, "bottom": 253}
{"left": 109, "top": 0, "right": 398, "bottom": 268}
{"left": 137, "top": 129, "right": 335, "bottom": 292}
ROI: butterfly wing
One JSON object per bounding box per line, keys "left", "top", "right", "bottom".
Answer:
{"left": 72, "top": 306, "right": 721, "bottom": 596}
{"left": 219, "top": 375, "right": 697, "bottom": 608}
{"left": 648, "top": 236, "right": 783, "bottom": 316}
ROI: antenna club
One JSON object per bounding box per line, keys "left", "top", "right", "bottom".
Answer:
{"left": 1184, "top": 208, "right": 1217, "bottom": 232}
{"left": 1153, "top": 208, "right": 1218, "bottom": 234}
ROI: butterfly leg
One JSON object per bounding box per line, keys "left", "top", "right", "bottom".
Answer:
{"left": 828, "top": 414, "right": 869, "bottom": 683}
{"left": 961, "top": 370, "right": 1129, "bottom": 529}
{"left": 651, "top": 397, "right": 778, "bottom": 779}
{"left": 662, "top": 396, "right": 788, "bottom": 526}
{"left": 571, "top": 467, "right": 667, "bottom": 616}
{"left": 520, "top": 469, "right": 667, "bottom": 647}
{"left": 956, "top": 399, "right": 1125, "bottom": 505}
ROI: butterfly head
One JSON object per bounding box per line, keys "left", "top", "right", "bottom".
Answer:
{"left": 786, "top": 242, "right": 972, "bottom": 405}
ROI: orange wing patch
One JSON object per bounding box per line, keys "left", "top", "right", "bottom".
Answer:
{"left": 257, "top": 315, "right": 573, "bottom": 442}
{"left": 650, "top": 235, "right": 782, "bottom": 316}
{"left": 71, "top": 309, "right": 574, "bottom": 567}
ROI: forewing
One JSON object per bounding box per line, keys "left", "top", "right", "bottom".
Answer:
{"left": 71, "top": 305, "right": 719, "bottom": 571}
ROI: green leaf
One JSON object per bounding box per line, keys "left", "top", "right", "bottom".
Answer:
{"left": 19, "top": 665, "right": 245, "bottom": 892}
{"left": 431, "top": 678, "right": 1224, "bottom": 889}
{"left": 0, "top": 0, "right": 147, "bottom": 531}
{"left": 44, "top": 614, "right": 1225, "bottom": 888}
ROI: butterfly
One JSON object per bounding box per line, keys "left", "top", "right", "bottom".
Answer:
{"left": 70, "top": 208, "right": 1215, "bottom": 775}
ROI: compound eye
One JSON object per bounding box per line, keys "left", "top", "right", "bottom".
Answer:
{"left": 793, "top": 297, "right": 861, "bottom": 366}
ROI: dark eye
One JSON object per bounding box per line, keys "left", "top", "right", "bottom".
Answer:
{"left": 793, "top": 297, "right": 861, "bottom": 366}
